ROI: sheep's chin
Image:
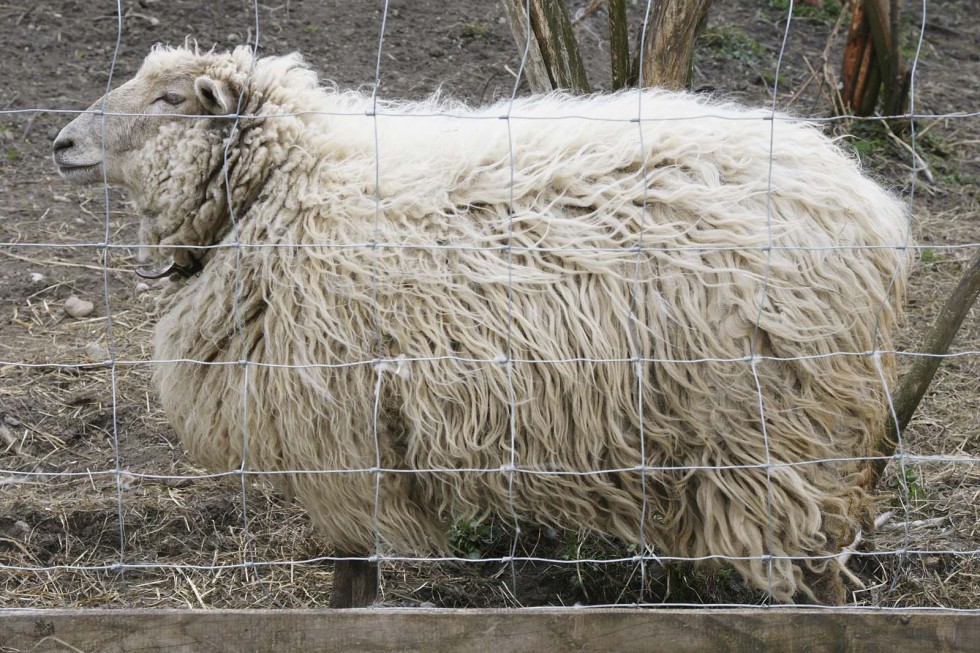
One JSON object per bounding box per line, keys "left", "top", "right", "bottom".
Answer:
{"left": 57, "top": 163, "right": 104, "bottom": 185}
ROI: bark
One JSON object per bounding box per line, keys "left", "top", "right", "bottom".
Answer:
{"left": 502, "top": 0, "right": 553, "bottom": 94}
{"left": 839, "top": 0, "right": 909, "bottom": 116}
{"left": 608, "top": 0, "right": 630, "bottom": 91}
{"left": 526, "top": 0, "right": 591, "bottom": 93}
{"left": 638, "top": 0, "right": 713, "bottom": 90}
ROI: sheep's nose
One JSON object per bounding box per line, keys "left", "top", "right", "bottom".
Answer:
{"left": 53, "top": 134, "right": 74, "bottom": 152}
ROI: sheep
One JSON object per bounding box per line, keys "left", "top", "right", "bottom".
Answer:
{"left": 53, "top": 44, "right": 911, "bottom": 606}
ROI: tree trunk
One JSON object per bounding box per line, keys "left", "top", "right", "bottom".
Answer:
{"left": 329, "top": 554, "right": 379, "bottom": 609}
{"left": 502, "top": 0, "right": 553, "bottom": 94}
{"left": 840, "top": 0, "right": 909, "bottom": 116}
{"left": 638, "top": 0, "right": 713, "bottom": 90}
{"left": 863, "top": 0, "right": 908, "bottom": 116}
{"left": 526, "top": 0, "right": 591, "bottom": 93}
{"left": 608, "top": 0, "right": 630, "bottom": 91}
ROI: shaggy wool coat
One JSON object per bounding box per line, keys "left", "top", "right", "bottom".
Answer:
{"left": 124, "top": 46, "right": 911, "bottom": 602}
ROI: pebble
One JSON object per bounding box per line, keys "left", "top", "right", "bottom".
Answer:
{"left": 64, "top": 296, "right": 95, "bottom": 318}
{"left": 134, "top": 282, "right": 150, "bottom": 294}
{"left": 84, "top": 341, "right": 108, "bottom": 362}
{"left": 29, "top": 272, "right": 45, "bottom": 283}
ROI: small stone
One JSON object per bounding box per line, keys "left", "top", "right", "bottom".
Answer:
{"left": 30, "top": 272, "right": 45, "bottom": 283}
{"left": 84, "top": 341, "right": 107, "bottom": 362}
{"left": 134, "top": 282, "right": 150, "bottom": 294}
{"left": 64, "top": 296, "right": 94, "bottom": 318}
{"left": 3, "top": 415, "right": 21, "bottom": 427}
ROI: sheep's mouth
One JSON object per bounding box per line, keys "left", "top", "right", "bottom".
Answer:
{"left": 57, "top": 162, "right": 103, "bottom": 182}
{"left": 135, "top": 255, "right": 204, "bottom": 280}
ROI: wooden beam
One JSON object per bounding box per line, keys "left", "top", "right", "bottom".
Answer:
{"left": 3, "top": 608, "right": 980, "bottom": 652}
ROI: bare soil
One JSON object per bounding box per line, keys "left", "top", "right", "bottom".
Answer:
{"left": 0, "top": 0, "right": 977, "bottom": 609}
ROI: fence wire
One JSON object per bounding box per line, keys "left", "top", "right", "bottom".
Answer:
{"left": 0, "top": 0, "right": 978, "bottom": 613}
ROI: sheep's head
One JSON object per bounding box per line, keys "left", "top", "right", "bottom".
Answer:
{"left": 53, "top": 45, "right": 316, "bottom": 278}
{"left": 53, "top": 46, "right": 243, "bottom": 189}
{"left": 52, "top": 46, "right": 262, "bottom": 276}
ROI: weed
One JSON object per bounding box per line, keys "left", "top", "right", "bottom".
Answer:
{"left": 461, "top": 22, "right": 491, "bottom": 39}
{"left": 919, "top": 248, "right": 938, "bottom": 263}
{"left": 888, "top": 467, "right": 926, "bottom": 506}
{"left": 698, "top": 26, "right": 770, "bottom": 68}
{"left": 770, "top": 0, "right": 843, "bottom": 23}
{"left": 846, "top": 121, "right": 891, "bottom": 158}
{"left": 448, "top": 518, "right": 508, "bottom": 559}
{"left": 941, "top": 171, "right": 979, "bottom": 187}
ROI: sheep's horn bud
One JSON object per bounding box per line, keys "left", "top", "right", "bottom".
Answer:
{"left": 134, "top": 255, "right": 203, "bottom": 279}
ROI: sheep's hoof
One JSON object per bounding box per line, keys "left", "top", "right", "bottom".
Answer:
{"left": 801, "top": 567, "right": 846, "bottom": 606}
{"left": 329, "top": 554, "right": 378, "bottom": 609}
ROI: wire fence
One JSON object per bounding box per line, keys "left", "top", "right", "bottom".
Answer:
{"left": 0, "top": 0, "right": 978, "bottom": 613}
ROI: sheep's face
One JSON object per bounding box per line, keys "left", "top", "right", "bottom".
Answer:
{"left": 52, "top": 57, "right": 237, "bottom": 189}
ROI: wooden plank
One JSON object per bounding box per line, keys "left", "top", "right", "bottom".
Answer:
{"left": 2, "top": 608, "right": 979, "bottom": 653}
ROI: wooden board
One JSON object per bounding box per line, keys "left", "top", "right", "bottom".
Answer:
{"left": 2, "top": 608, "right": 979, "bottom": 653}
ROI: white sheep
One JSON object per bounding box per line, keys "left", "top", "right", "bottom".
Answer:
{"left": 53, "top": 44, "right": 911, "bottom": 605}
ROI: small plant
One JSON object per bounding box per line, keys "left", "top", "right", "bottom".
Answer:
{"left": 770, "top": 0, "right": 843, "bottom": 23}
{"left": 697, "top": 27, "right": 769, "bottom": 68}
{"left": 461, "top": 22, "right": 491, "bottom": 39}
{"left": 304, "top": 24, "right": 319, "bottom": 33}
{"left": 888, "top": 466, "right": 926, "bottom": 505}
{"left": 919, "top": 248, "right": 938, "bottom": 263}
{"left": 846, "top": 121, "right": 891, "bottom": 158}
{"left": 448, "top": 518, "right": 508, "bottom": 559}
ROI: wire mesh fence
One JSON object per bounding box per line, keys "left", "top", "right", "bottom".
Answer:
{"left": 0, "top": 0, "right": 978, "bottom": 613}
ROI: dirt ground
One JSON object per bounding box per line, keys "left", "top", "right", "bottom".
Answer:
{"left": 0, "top": 0, "right": 977, "bottom": 610}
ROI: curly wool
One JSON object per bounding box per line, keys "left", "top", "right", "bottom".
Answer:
{"left": 138, "top": 46, "right": 911, "bottom": 603}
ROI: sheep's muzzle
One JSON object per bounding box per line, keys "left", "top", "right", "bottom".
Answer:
{"left": 135, "top": 255, "right": 203, "bottom": 280}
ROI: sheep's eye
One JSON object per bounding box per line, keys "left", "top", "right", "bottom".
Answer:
{"left": 156, "top": 93, "right": 185, "bottom": 106}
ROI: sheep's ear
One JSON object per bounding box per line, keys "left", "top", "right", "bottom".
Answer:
{"left": 194, "top": 76, "right": 237, "bottom": 115}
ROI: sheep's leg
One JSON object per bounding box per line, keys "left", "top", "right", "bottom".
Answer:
{"left": 329, "top": 553, "right": 378, "bottom": 608}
